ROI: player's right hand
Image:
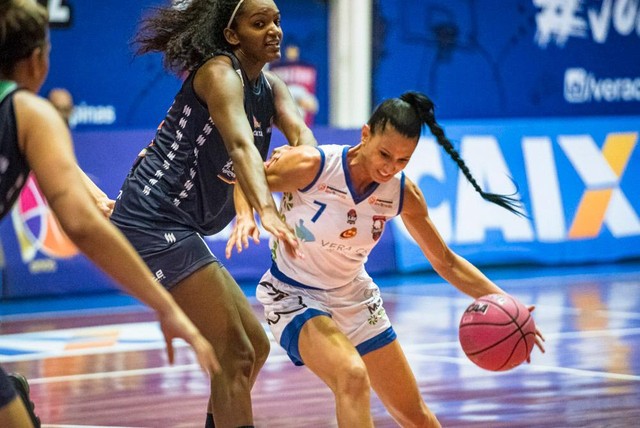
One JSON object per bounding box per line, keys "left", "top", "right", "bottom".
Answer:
{"left": 157, "top": 308, "right": 221, "bottom": 377}
{"left": 259, "top": 208, "right": 302, "bottom": 259}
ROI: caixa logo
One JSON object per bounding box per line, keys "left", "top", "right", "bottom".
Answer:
{"left": 396, "top": 130, "right": 639, "bottom": 246}
{"left": 11, "top": 174, "right": 78, "bottom": 265}
{"left": 564, "top": 68, "right": 640, "bottom": 104}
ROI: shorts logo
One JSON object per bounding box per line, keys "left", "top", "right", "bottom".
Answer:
{"left": 154, "top": 269, "right": 166, "bottom": 282}
{"left": 259, "top": 281, "right": 307, "bottom": 325}
{"left": 164, "top": 233, "right": 176, "bottom": 244}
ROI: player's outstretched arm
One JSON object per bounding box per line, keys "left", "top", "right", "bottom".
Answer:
{"left": 401, "top": 178, "right": 545, "bottom": 355}
{"left": 227, "top": 183, "right": 261, "bottom": 259}
{"left": 400, "top": 178, "right": 506, "bottom": 299}
{"left": 15, "top": 92, "right": 220, "bottom": 376}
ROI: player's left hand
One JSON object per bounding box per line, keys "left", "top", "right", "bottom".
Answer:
{"left": 225, "top": 214, "right": 260, "bottom": 259}
{"left": 265, "top": 144, "right": 293, "bottom": 168}
{"left": 527, "top": 305, "right": 546, "bottom": 363}
{"left": 157, "top": 306, "right": 221, "bottom": 377}
{"left": 97, "top": 197, "right": 115, "bottom": 218}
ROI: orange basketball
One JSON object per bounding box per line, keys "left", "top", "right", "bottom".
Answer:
{"left": 459, "top": 293, "right": 536, "bottom": 371}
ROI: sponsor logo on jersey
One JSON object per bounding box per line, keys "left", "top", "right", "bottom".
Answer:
{"left": 347, "top": 209, "right": 357, "bottom": 224}
{"left": 368, "top": 196, "right": 393, "bottom": 209}
{"left": 217, "top": 159, "right": 237, "bottom": 184}
{"left": 371, "top": 216, "right": 386, "bottom": 241}
{"left": 321, "top": 240, "right": 368, "bottom": 255}
{"left": 340, "top": 227, "right": 357, "bottom": 239}
{"left": 318, "top": 183, "right": 347, "bottom": 199}
{"left": 253, "top": 116, "right": 263, "bottom": 137}
{"left": 295, "top": 219, "right": 315, "bottom": 242}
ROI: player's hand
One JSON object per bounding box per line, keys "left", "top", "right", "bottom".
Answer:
{"left": 157, "top": 307, "right": 220, "bottom": 377}
{"left": 265, "top": 145, "right": 294, "bottom": 169}
{"left": 259, "top": 208, "right": 302, "bottom": 258}
{"left": 226, "top": 214, "right": 260, "bottom": 259}
{"left": 527, "top": 305, "right": 546, "bottom": 363}
{"left": 97, "top": 197, "right": 115, "bottom": 218}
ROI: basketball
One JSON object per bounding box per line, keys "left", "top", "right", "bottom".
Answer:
{"left": 459, "top": 293, "right": 536, "bottom": 371}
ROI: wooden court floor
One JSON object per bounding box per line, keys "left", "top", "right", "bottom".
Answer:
{"left": 1, "top": 262, "right": 639, "bottom": 427}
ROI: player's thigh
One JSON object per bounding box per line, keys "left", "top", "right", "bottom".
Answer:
{"left": 171, "top": 262, "right": 264, "bottom": 352}
{"left": 299, "top": 315, "right": 367, "bottom": 389}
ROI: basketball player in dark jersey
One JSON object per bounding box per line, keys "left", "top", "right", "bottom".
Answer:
{"left": 109, "top": 1, "right": 317, "bottom": 427}
{"left": 0, "top": 1, "right": 219, "bottom": 427}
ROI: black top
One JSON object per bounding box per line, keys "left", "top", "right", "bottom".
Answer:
{"left": 0, "top": 80, "right": 29, "bottom": 219}
{"left": 112, "top": 52, "right": 276, "bottom": 235}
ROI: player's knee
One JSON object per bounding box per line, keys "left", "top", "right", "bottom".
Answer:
{"left": 335, "top": 360, "right": 370, "bottom": 397}
{"left": 252, "top": 328, "right": 270, "bottom": 368}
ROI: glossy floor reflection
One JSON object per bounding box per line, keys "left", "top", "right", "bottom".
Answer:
{"left": 1, "top": 262, "right": 639, "bottom": 427}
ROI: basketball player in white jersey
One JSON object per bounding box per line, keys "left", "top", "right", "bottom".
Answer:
{"left": 229, "top": 91, "right": 546, "bottom": 427}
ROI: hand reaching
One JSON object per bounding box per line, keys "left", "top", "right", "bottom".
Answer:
{"left": 526, "top": 305, "right": 546, "bottom": 363}
{"left": 260, "top": 208, "right": 301, "bottom": 259}
{"left": 226, "top": 213, "right": 261, "bottom": 259}
{"left": 265, "top": 144, "right": 293, "bottom": 169}
{"left": 97, "top": 197, "right": 115, "bottom": 218}
{"left": 157, "top": 306, "right": 221, "bottom": 377}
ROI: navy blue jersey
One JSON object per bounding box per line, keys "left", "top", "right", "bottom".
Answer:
{"left": 112, "top": 52, "right": 275, "bottom": 235}
{"left": 0, "top": 81, "right": 29, "bottom": 219}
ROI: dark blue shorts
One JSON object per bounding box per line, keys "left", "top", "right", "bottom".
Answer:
{"left": 112, "top": 222, "right": 220, "bottom": 290}
{"left": 0, "top": 367, "right": 17, "bottom": 408}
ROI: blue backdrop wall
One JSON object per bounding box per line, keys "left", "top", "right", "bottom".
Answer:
{"left": 373, "top": 0, "right": 640, "bottom": 119}
{"left": 1, "top": 1, "right": 638, "bottom": 298}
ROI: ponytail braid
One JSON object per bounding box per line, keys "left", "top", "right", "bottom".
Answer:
{"left": 399, "top": 91, "right": 524, "bottom": 216}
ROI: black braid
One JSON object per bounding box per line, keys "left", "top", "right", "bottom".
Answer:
{"left": 398, "top": 91, "right": 524, "bottom": 217}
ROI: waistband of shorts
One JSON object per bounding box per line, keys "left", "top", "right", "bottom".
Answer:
{"left": 270, "top": 262, "right": 324, "bottom": 291}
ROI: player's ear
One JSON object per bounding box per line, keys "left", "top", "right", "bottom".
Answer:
{"left": 224, "top": 28, "right": 240, "bottom": 46}
{"left": 361, "top": 124, "right": 370, "bottom": 144}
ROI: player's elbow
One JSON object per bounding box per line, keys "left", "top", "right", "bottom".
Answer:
{"left": 430, "top": 247, "right": 457, "bottom": 274}
{"left": 57, "top": 209, "right": 100, "bottom": 245}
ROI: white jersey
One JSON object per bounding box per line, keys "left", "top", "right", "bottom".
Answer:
{"left": 270, "top": 144, "right": 405, "bottom": 290}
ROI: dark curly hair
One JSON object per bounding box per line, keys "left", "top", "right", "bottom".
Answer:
{"left": 133, "top": 0, "right": 246, "bottom": 74}
{"left": 369, "top": 91, "right": 524, "bottom": 216}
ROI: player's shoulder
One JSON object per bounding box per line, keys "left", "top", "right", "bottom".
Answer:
{"left": 13, "top": 90, "right": 60, "bottom": 123}
{"left": 195, "top": 55, "right": 239, "bottom": 85}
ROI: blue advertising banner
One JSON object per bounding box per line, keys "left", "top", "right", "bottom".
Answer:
{"left": 2, "top": 117, "right": 637, "bottom": 298}
{"left": 373, "top": 0, "right": 640, "bottom": 119}
{"left": 392, "top": 115, "right": 640, "bottom": 271}
{"left": 39, "top": 0, "right": 329, "bottom": 129}
{"left": 0, "top": 127, "right": 395, "bottom": 298}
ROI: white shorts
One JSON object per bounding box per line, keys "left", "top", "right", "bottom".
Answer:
{"left": 256, "top": 268, "right": 396, "bottom": 366}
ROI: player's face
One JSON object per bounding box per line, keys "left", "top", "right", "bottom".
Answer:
{"left": 362, "top": 124, "right": 417, "bottom": 183}
{"left": 232, "top": 0, "right": 282, "bottom": 64}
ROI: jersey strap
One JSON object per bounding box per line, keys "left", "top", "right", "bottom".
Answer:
{"left": 0, "top": 80, "right": 18, "bottom": 104}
